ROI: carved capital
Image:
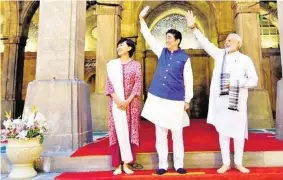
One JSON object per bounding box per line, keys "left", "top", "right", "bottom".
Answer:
{"left": 96, "top": 1, "right": 122, "bottom": 17}
{"left": 3, "top": 36, "right": 27, "bottom": 46}
{"left": 233, "top": 1, "right": 260, "bottom": 19}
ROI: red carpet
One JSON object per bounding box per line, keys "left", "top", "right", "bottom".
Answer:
{"left": 71, "top": 120, "right": 283, "bottom": 157}
{"left": 55, "top": 167, "right": 283, "bottom": 180}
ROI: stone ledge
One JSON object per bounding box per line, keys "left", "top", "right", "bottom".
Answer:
{"left": 1, "top": 151, "right": 283, "bottom": 174}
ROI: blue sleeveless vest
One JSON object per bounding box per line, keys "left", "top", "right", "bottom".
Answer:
{"left": 148, "top": 48, "right": 189, "bottom": 101}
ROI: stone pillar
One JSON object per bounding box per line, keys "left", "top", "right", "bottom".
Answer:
{"left": 233, "top": 1, "right": 273, "bottom": 128}
{"left": 121, "top": 1, "right": 145, "bottom": 103}
{"left": 136, "top": 31, "right": 146, "bottom": 61}
{"left": 214, "top": 1, "right": 234, "bottom": 48}
{"left": 92, "top": 0, "right": 121, "bottom": 131}
{"left": 24, "top": 0, "right": 92, "bottom": 152}
{"left": 1, "top": 36, "right": 26, "bottom": 121}
{"left": 275, "top": 1, "right": 283, "bottom": 140}
{"left": 121, "top": 1, "right": 137, "bottom": 58}
{"left": 136, "top": 31, "right": 146, "bottom": 105}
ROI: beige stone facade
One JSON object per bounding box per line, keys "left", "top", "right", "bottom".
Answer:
{"left": 0, "top": 1, "right": 282, "bottom": 150}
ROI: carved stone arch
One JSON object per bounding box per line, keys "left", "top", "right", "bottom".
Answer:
{"left": 1, "top": 1, "right": 21, "bottom": 118}
{"left": 85, "top": 68, "right": 96, "bottom": 82}
{"left": 85, "top": 69, "right": 96, "bottom": 94}
{"left": 260, "top": 6, "right": 279, "bottom": 28}
{"left": 86, "top": 7, "right": 97, "bottom": 52}
{"left": 135, "top": 1, "right": 144, "bottom": 23}
{"left": 21, "top": 1, "right": 39, "bottom": 38}
{"left": 145, "top": 1, "right": 207, "bottom": 31}
{"left": 141, "top": 1, "right": 212, "bottom": 50}
{"left": 11, "top": 1, "right": 39, "bottom": 117}
{"left": 140, "top": 1, "right": 217, "bottom": 44}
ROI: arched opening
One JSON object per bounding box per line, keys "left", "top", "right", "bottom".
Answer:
{"left": 149, "top": 14, "right": 203, "bottom": 50}
{"left": 87, "top": 74, "right": 96, "bottom": 94}
{"left": 84, "top": 60, "right": 96, "bottom": 95}
{"left": 17, "top": 1, "right": 39, "bottom": 117}
{"left": 0, "top": 1, "right": 30, "bottom": 118}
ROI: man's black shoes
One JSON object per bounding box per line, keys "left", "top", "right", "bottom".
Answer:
{"left": 156, "top": 169, "right": 167, "bottom": 175}
{"left": 177, "top": 168, "right": 187, "bottom": 174}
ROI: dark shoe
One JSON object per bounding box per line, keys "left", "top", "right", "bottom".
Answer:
{"left": 156, "top": 168, "right": 167, "bottom": 175}
{"left": 176, "top": 168, "right": 187, "bottom": 174}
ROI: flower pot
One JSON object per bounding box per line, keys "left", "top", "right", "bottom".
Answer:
{"left": 6, "top": 138, "right": 43, "bottom": 179}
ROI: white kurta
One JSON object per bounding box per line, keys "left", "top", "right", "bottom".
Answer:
{"left": 192, "top": 29, "right": 258, "bottom": 140}
{"left": 140, "top": 20, "right": 193, "bottom": 130}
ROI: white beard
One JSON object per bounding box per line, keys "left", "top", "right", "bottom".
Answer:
{"left": 225, "top": 47, "right": 234, "bottom": 52}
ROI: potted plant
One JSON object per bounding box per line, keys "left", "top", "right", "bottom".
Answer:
{"left": 1, "top": 106, "right": 47, "bottom": 179}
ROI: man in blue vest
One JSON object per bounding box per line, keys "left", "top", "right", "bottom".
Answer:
{"left": 139, "top": 6, "right": 193, "bottom": 175}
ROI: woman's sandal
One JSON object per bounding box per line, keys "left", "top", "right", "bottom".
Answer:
{"left": 130, "top": 163, "right": 143, "bottom": 170}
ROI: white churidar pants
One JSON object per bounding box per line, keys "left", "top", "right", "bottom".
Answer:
{"left": 219, "top": 133, "right": 245, "bottom": 165}
{"left": 155, "top": 125, "right": 184, "bottom": 170}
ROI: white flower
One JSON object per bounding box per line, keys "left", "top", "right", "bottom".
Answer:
{"left": 3, "top": 119, "right": 13, "bottom": 130}
{"left": 13, "top": 119, "right": 22, "bottom": 126}
{"left": 12, "top": 119, "right": 24, "bottom": 133}
{"left": 16, "top": 130, "right": 28, "bottom": 139}
{"left": 40, "top": 128, "right": 44, "bottom": 133}
{"left": 13, "top": 119, "right": 20, "bottom": 124}
{"left": 2, "top": 107, "right": 48, "bottom": 140}
{"left": 26, "top": 114, "right": 35, "bottom": 128}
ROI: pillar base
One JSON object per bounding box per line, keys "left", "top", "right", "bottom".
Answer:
{"left": 91, "top": 92, "right": 109, "bottom": 132}
{"left": 276, "top": 79, "right": 283, "bottom": 141}
{"left": 24, "top": 79, "right": 93, "bottom": 152}
{"left": 248, "top": 89, "right": 274, "bottom": 129}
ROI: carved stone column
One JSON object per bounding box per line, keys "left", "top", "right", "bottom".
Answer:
{"left": 1, "top": 35, "right": 27, "bottom": 120}
{"left": 24, "top": 0, "right": 92, "bottom": 152}
{"left": 91, "top": 0, "right": 122, "bottom": 131}
{"left": 233, "top": 1, "right": 273, "bottom": 128}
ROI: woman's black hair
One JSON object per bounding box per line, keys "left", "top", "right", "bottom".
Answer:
{"left": 117, "top": 38, "right": 136, "bottom": 57}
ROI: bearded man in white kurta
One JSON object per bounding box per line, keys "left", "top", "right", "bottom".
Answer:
{"left": 139, "top": 6, "right": 193, "bottom": 175}
{"left": 186, "top": 11, "right": 258, "bottom": 174}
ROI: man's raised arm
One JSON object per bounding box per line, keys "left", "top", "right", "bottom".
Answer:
{"left": 139, "top": 6, "right": 163, "bottom": 57}
{"left": 186, "top": 10, "right": 222, "bottom": 60}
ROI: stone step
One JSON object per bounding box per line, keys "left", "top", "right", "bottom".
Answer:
{"left": 1, "top": 151, "right": 283, "bottom": 173}
{"left": 1, "top": 173, "right": 60, "bottom": 180}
